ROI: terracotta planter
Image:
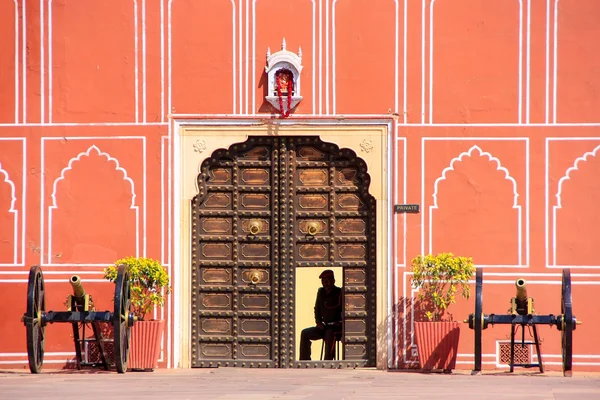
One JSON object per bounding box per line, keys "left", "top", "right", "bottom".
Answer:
{"left": 414, "top": 321, "right": 460, "bottom": 372}
{"left": 128, "top": 320, "right": 165, "bottom": 371}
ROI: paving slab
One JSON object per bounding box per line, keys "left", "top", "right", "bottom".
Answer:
{"left": 1, "top": 368, "right": 599, "bottom": 400}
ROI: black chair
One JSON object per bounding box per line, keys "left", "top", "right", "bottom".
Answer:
{"left": 320, "top": 330, "right": 343, "bottom": 360}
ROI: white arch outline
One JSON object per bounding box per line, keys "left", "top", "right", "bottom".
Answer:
{"left": 552, "top": 144, "right": 600, "bottom": 266}
{"left": 0, "top": 162, "right": 18, "bottom": 265}
{"left": 429, "top": 145, "right": 522, "bottom": 265}
{"left": 47, "top": 145, "right": 139, "bottom": 264}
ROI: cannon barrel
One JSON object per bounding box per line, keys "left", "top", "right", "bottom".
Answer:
{"left": 70, "top": 275, "right": 86, "bottom": 305}
{"left": 515, "top": 278, "right": 528, "bottom": 301}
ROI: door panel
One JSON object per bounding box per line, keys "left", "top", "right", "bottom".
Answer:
{"left": 191, "top": 139, "right": 278, "bottom": 368}
{"left": 191, "top": 136, "right": 376, "bottom": 368}
{"left": 289, "top": 139, "right": 375, "bottom": 367}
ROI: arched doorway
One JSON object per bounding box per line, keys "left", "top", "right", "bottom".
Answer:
{"left": 190, "top": 136, "right": 377, "bottom": 368}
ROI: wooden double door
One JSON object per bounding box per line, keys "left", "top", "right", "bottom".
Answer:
{"left": 191, "top": 136, "right": 376, "bottom": 368}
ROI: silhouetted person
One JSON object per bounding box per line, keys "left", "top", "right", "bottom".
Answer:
{"left": 299, "top": 269, "right": 343, "bottom": 360}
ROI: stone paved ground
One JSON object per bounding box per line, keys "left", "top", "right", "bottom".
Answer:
{"left": 1, "top": 368, "right": 600, "bottom": 400}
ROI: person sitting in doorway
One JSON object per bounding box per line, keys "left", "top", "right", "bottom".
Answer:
{"left": 299, "top": 269, "right": 343, "bottom": 361}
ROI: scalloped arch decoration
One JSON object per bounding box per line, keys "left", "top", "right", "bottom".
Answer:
{"left": 555, "top": 144, "right": 600, "bottom": 208}
{"left": 50, "top": 145, "right": 137, "bottom": 209}
{"left": 432, "top": 145, "right": 519, "bottom": 208}
{"left": 0, "top": 162, "right": 17, "bottom": 212}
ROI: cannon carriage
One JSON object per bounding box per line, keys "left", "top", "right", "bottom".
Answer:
{"left": 466, "top": 269, "right": 581, "bottom": 376}
{"left": 21, "top": 265, "right": 135, "bottom": 373}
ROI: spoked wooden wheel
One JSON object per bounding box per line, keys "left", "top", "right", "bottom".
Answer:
{"left": 25, "top": 265, "right": 46, "bottom": 374}
{"left": 113, "top": 265, "right": 132, "bottom": 373}
{"left": 473, "top": 268, "right": 483, "bottom": 374}
{"left": 561, "top": 269, "right": 573, "bottom": 377}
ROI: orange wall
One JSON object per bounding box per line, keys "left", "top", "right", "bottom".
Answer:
{"left": 0, "top": 0, "right": 599, "bottom": 372}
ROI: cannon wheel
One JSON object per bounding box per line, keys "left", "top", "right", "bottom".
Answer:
{"left": 561, "top": 269, "right": 573, "bottom": 377}
{"left": 113, "top": 265, "right": 132, "bottom": 373}
{"left": 25, "top": 265, "right": 46, "bottom": 374}
{"left": 473, "top": 268, "right": 483, "bottom": 374}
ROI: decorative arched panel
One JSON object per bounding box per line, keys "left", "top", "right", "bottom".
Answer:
{"left": 431, "top": 146, "right": 521, "bottom": 265}
{"left": 49, "top": 146, "right": 137, "bottom": 264}
{"left": 0, "top": 163, "right": 17, "bottom": 264}
{"left": 554, "top": 145, "right": 600, "bottom": 266}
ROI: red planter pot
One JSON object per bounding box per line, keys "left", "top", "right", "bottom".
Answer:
{"left": 414, "top": 321, "right": 461, "bottom": 372}
{"left": 128, "top": 320, "right": 165, "bottom": 371}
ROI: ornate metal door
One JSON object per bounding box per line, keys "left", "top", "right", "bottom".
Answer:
{"left": 191, "top": 136, "right": 376, "bottom": 368}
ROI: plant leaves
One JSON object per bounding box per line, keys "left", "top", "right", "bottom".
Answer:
{"left": 410, "top": 253, "right": 475, "bottom": 322}
{"left": 104, "top": 256, "right": 171, "bottom": 320}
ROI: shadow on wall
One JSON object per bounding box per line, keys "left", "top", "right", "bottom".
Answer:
{"left": 257, "top": 72, "right": 275, "bottom": 114}
{"left": 376, "top": 304, "right": 394, "bottom": 368}
{"left": 387, "top": 297, "right": 431, "bottom": 369}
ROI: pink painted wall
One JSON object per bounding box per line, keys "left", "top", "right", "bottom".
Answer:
{"left": 0, "top": 0, "right": 599, "bottom": 372}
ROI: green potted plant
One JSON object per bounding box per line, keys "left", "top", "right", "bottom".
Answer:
{"left": 411, "top": 253, "right": 475, "bottom": 372}
{"left": 104, "top": 256, "right": 171, "bottom": 371}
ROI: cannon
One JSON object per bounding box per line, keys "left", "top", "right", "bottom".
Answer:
{"left": 465, "top": 269, "right": 581, "bottom": 377}
{"left": 21, "top": 265, "right": 135, "bottom": 374}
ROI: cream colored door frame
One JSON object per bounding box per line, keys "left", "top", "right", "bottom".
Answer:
{"left": 173, "top": 119, "right": 393, "bottom": 369}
